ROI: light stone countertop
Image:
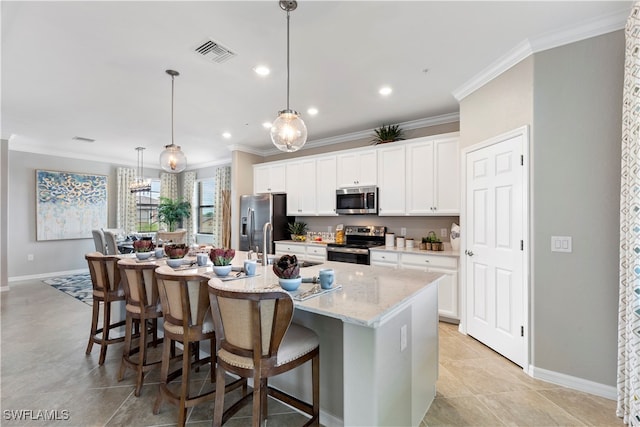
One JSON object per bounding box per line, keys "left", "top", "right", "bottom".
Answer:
{"left": 155, "top": 252, "right": 443, "bottom": 328}
{"left": 369, "top": 245, "right": 460, "bottom": 257}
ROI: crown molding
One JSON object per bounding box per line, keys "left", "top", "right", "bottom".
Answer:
{"left": 226, "top": 144, "right": 266, "bottom": 157}
{"left": 453, "top": 6, "right": 630, "bottom": 101}
{"left": 8, "top": 140, "right": 138, "bottom": 167}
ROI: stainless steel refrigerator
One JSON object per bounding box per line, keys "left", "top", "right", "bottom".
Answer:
{"left": 239, "top": 193, "right": 292, "bottom": 254}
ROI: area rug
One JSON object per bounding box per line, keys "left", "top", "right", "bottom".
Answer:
{"left": 43, "top": 273, "right": 93, "bottom": 306}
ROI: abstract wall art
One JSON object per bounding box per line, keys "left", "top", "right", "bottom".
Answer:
{"left": 36, "top": 170, "right": 108, "bottom": 241}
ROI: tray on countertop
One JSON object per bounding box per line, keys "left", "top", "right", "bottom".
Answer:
{"left": 291, "top": 284, "right": 342, "bottom": 301}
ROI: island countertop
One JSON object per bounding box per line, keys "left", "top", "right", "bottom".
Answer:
{"left": 199, "top": 259, "right": 443, "bottom": 328}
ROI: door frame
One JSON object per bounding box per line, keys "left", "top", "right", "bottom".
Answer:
{"left": 458, "top": 125, "right": 531, "bottom": 373}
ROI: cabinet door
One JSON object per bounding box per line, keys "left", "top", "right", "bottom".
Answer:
{"left": 433, "top": 138, "right": 459, "bottom": 214}
{"left": 275, "top": 243, "right": 306, "bottom": 257}
{"left": 369, "top": 250, "right": 399, "bottom": 267}
{"left": 336, "top": 150, "right": 377, "bottom": 187}
{"left": 316, "top": 155, "right": 337, "bottom": 215}
{"left": 406, "top": 141, "right": 435, "bottom": 214}
{"left": 430, "top": 267, "right": 459, "bottom": 319}
{"left": 254, "top": 164, "right": 286, "bottom": 194}
{"left": 286, "top": 160, "right": 316, "bottom": 215}
{"left": 306, "top": 245, "right": 327, "bottom": 261}
{"left": 377, "top": 145, "right": 406, "bottom": 215}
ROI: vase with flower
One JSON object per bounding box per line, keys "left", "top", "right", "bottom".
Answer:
{"left": 133, "top": 239, "right": 154, "bottom": 260}
{"left": 209, "top": 248, "right": 235, "bottom": 277}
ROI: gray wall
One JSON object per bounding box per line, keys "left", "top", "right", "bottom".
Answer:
{"left": 532, "top": 30, "right": 623, "bottom": 385}
{"left": 1, "top": 140, "right": 8, "bottom": 288}
{"left": 460, "top": 31, "right": 623, "bottom": 387}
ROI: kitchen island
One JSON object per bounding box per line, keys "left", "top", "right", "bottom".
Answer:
{"left": 206, "top": 258, "right": 442, "bottom": 427}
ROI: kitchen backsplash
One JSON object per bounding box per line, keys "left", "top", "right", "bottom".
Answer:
{"left": 295, "top": 216, "right": 460, "bottom": 242}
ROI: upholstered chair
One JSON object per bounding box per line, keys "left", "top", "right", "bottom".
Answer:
{"left": 85, "top": 252, "right": 126, "bottom": 365}
{"left": 92, "top": 229, "right": 106, "bottom": 254}
{"left": 208, "top": 278, "right": 320, "bottom": 427}
{"left": 117, "top": 258, "right": 165, "bottom": 396}
{"left": 156, "top": 229, "right": 187, "bottom": 245}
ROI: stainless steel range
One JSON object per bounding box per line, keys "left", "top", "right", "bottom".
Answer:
{"left": 326, "top": 225, "right": 386, "bottom": 265}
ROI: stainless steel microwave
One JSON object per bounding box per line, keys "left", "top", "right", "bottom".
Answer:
{"left": 335, "top": 186, "right": 378, "bottom": 215}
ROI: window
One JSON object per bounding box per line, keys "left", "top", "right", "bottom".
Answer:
{"left": 134, "top": 179, "right": 161, "bottom": 232}
{"left": 197, "top": 178, "right": 215, "bottom": 234}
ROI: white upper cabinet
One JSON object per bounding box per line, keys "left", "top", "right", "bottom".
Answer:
{"left": 336, "top": 149, "right": 377, "bottom": 187}
{"left": 377, "top": 144, "right": 406, "bottom": 215}
{"left": 315, "top": 155, "right": 338, "bottom": 215}
{"left": 253, "top": 163, "right": 286, "bottom": 194}
{"left": 406, "top": 136, "right": 459, "bottom": 215}
{"left": 285, "top": 159, "right": 316, "bottom": 215}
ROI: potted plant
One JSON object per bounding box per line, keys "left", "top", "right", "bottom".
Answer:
{"left": 273, "top": 254, "right": 301, "bottom": 291}
{"left": 209, "top": 248, "right": 235, "bottom": 277}
{"left": 371, "top": 124, "right": 405, "bottom": 145}
{"left": 288, "top": 221, "right": 308, "bottom": 241}
{"left": 157, "top": 197, "right": 191, "bottom": 232}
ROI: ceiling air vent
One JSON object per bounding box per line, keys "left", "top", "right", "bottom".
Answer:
{"left": 194, "top": 39, "right": 236, "bottom": 64}
{"left": 72, "top": 136, "right": 95, "bottom": 143}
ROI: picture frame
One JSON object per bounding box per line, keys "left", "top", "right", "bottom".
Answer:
{"left": 36, "top": 169, "right": 108, "bottom": 241}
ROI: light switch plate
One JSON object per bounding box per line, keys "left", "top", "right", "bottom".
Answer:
{"left": 551, "top": 236, "right": 572, "bottom": 253}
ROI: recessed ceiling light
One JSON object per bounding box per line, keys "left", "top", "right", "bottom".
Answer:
{"left": 307, "top": 107, "right": 318, "bottom": 116}
{"left": 222, "top": 132, "right": 232, "bottom": 139}
{"left": 254, "top": 65, "right": 270, "bottom": 76}
{"left": 262, "top": 122, "right": 273, "bottom": 129}
{"left": 379, "top": 86, "right": 392, "bottom": 96}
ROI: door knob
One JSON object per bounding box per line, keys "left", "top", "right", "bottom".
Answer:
{"left": 465, "top": 250, "right": 474, "bottom": 256}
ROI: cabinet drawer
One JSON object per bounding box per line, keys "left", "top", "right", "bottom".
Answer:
{"left": 370, "top": 251, "right": 399, "bottom": 263}
{"left": 401, "top": 253, "right": 457, "bottom": 269}
{"left": 306, "top": 245, "right": 327, "bottom": 257}
{"left": 274, "top": 244, "right": 306, "bottom": 256}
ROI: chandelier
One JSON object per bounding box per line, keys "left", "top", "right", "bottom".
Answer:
{"left": 270, "top": 0, "right": 307, "bottom": 152}
{"left": 130, "top": 147, "right": 151, "bottom": 193}
{"left": 159, "top": 69, "right": 187, "bottom": 173}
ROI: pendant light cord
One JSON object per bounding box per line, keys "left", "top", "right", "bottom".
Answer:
{"left": 286, "top": 9, "right": 291, "bottom": 111}
{"left": 171, "top": 74, "right": 175, "bottom": 146}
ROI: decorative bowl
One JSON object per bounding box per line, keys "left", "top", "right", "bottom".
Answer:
{"left": 279, "top": 277, "right": 302, "bottom": 292}
{"left": 135, "top": 251, "right": 153, "bottom": 260}
{"left": 212, "top": 265, "right": 232, "bottom": 277}
{"left": 166, "top": 258, "right": 184, "bottom": 268}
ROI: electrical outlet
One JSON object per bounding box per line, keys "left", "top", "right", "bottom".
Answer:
{"left": 441, "top": 228, "right": 448, "bottom": 238}
{"left": 400, "top": 324, "right": 407, "bottom": 351}
{"left": 27, "top": 254, "right": 34, "bottom": 261}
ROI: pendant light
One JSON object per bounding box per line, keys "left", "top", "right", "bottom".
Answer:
{"left": 159, "top": 69, "right": 187, "bottom": 173}
{"left": 130, "top": 147, "right": 151, "bottom": 193}
{"left": 270, "top": 0, "right": 307, "bottom": 152}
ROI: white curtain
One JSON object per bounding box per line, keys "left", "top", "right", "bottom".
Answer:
{"left": 617, "top": 3, "right": 640, "bottom": 426}
{"left": 116, "top": 167, "right": 137, "bottom": 234}
{"left": 213, "top": 166, "right": 231, "bottom": 248}
{"left": 182, "top": 171, "right": 196, "bottom": 247}
{"left": 159, "top": 172, "right": 178, "bottom": 231}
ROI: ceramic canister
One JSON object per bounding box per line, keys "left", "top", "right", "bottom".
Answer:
{"left": 406, "top": 239, "right": 414, "bottom": 249}
{"left": 396, "top": 237, "right": 405, "bottom": 248}
{"left": 385, "top": 233, "right": 395, "bottom": 247}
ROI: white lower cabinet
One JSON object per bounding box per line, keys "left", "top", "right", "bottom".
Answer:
{"left": 400, "top": 253, "right": 459, "bottom": 320}
{"left": 370, "top": 250, "right": 399, "bottom": 267}
{"left": 275, "top": 242, "right": 327, "bottom": 262}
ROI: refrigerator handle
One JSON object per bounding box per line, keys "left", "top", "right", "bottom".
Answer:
{"left": 248, "top": 208, "right": 255, "bottom": 249}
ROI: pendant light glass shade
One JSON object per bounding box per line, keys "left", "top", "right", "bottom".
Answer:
{"left": 130, "top": 146, "right": 151, "bottom": 193}
{"left": 160, "top": 144, "right": 187, "bottom": 173}
{"left": 159, "top": 69, "right": 187, "bottom": 173}
{"left": 270, "top": 109, "right": 307, "bottom": 152}
{"left": 271, "top": 0, "right": 307, "bottom": 152}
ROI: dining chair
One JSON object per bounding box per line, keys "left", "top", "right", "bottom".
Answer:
{"left": 153, "top": 266, "right": 245, "bottom": 426}
{"left": 207, "top": 278, "right": 320, "bottom": 427}
{"left": 85, "top": 252, "right": 127, "bottom": 365}
{"left": 103, "top": 230, "right": 120, "bottom": 255}
{"left": 156, "top": 229, "right": 187, "bottom": 245}
{"left": 117, "top": 259, "right": 165, "bottom": 396}
{"left": 92, "top": 229, "right": 107, "bottom": 254}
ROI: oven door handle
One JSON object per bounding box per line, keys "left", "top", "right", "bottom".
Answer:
{"left": 327, "top": 246, "right": 369, "bottom": 255}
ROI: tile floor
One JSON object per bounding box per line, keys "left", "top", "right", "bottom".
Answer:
{"left": 1, "top": 279, "right": 625, "bottom": 426}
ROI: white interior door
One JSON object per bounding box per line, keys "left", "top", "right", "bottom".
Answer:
{"left": 465, "top": 131, "right": 526, "bottom": 367}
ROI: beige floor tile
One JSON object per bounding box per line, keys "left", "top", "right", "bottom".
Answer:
{"left": 537, "top": 388, "right": 625, "bottom": 427}
{"left": 423, "top": 396, "right": 506, "bottom": 426}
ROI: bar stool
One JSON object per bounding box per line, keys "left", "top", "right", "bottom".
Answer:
{"left": 117, "top": 258, "right": 164, "bottom": 396}
{"left": 85, "top": 252, "right": 126, "bottom": 365}
{"left": 153, "top": 266, "right": 244, "bottom": 426}
{"left": 208, "top": 278, "right": 320, "bottom": 426}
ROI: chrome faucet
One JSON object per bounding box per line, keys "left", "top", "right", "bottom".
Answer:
{"left": 262, "top": 222, "right": 272, "bottom": 266}
{"left": 247, "top": 249, "right": 255, "bottom": 260}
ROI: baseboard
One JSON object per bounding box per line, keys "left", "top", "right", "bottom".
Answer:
{"left": 8, "top": 268, "right": 89, "bottom": 283}
{"left": 529, "top": 365, "right": 617, "bottom": 400}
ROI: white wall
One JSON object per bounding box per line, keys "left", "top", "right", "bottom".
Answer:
{"left": 1, "top": 140, "right": 8, "bottom": 288}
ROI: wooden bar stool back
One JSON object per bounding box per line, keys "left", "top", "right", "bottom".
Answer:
{"left": 152, "top": 266, "right": 217, "bottom": 426}
{"left": 208, "top": 279, "right": 320, "bottom": 427}
{"left": 85, "top": 252, "right": 126, "bottom": 365}
{"left": 117, "top": 259, "right": 164, "bottom": 396}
